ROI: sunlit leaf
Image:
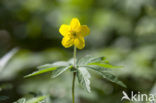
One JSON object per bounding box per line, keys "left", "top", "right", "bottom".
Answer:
{"left": 100, "top": 72, "right": 126, "bottom": 88}
{"left": 37, "top": 61, "right": 70, "bottom": 70}
{"left": 83, "top": 65, "right": 110, "bottom": 72}
{"left": 25, "top": 60, "right": 72, "bottom": 78}
{"left": 14, "top": 96, "right": 46, "bottom": 103}
{"left": 84, "top": 66, "right": 126, "bottom": 88}
{"left": 78, "top": 55, "right": 92, "bottom": 66}
{"left": 87, "top": 62, "right": 123, "bottom": 69}
{"left": 24, "top": 67, "right": 57, "bottom": 78}
{"left": 14, "top": 98, "right": 26, "bottom": 103}
{"left": 86, "top": 56, "right": 106, "bottom": 64}
{"left": 78, "top": 55, "right": 106, "bottom": 66}
{"left": 26, "top": 96, "right": 46, "bottom": 103}
{"left": 77, "top": 67, "right": 91, "bottom": 92}
{"left": 51, "top": 65, "right": 73, "bottom": 78}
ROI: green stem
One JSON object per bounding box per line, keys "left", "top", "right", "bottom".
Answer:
{"left": 72, "top": 46, "right": 77, "bottom": 103}
{"left": 73, "top": 46, "right": 77, "bottom": 67}
{"left": 72, "top": 72, "right": 76, "bottom": 103}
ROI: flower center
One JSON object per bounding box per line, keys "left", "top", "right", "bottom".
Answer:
{"left": 71, "top": 31, "right": 77, "bottom": 37}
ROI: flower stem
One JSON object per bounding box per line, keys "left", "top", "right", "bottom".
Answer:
{"left": 72, "top": 46, "right": 77, "bottom": 103}
{"left": 73, "top": 46, "right": 77, "bottom": 67}
{"left": 72, "top": 72, "right": 76, "bottom": 103}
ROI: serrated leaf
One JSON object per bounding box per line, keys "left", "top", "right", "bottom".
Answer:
{"left": 84, "top": 66, "right": 126, "bottom": 88}
{"left": 26, "top": 96, "right": 46, "bottom": 103}
{"left": 83, "top": 65, "right": 110, "bottom": 72}
{"left": 78, "top": 55, "right": 92, "bottom": 65}
{"left": 87, "top": 56, "right": 106, "bottom": 63}
{"left": 100, "top": 72, "right": 126, "bottom": 88}
{"left": 78, "top": 55, "right": 106, "bottom": 66}
{"left": 77, "top": 67, "right": 91, "bottom": 92}
{"left": 37, "top": 61, "right": 70, "bottom": 70}
{"left": 87, "top": 62, "right": 123, "bottom": 69}
{"left": 24, "top": 67, "right": 57, "bottom": 78}
{"left": 51, "top": 65, "right": 72, "bottom": 78}
{"left": 78, "top": 56, "right": 126, "bottom": 88}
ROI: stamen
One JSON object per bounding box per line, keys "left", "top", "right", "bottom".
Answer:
{"left": 71, "top": 31, "right": 77, "bottom": 37}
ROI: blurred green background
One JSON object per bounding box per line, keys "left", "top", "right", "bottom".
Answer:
{"left": 0, "top": 0, "right": 156, "bottom": 103}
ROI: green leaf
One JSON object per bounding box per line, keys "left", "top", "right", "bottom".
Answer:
{"left": 14, "top": 96, "right": 46, "bottom": 103}
{"left": 24, "top": 61, "right": 70, "bottom": 78}
{"left": 87, "top": 56, "right": 106, "bottom": 63}
{"left": 77, "top": 67, "right": 91, "bottom": 92}
{"left": 100, "top": 72, "right": 127, "bottom": 88}
{"left": 83, "top": 65, "right": 110, "bottom": 72}
{"left": 37, "top": 61, "right": 70, "bottom": 70}
{"left": 26, "top": 96, "right": 46, "bottom": 103}
{"left": 78, "top": 56, "right": 126, "bottom": 88}
{"left": 84, "top": 66, "right": 126, "bottom": 88}
{"left": 13, "top": 98, "right": 26, "bottom": 103}
{"left": 24, "top": 67, "right": 57, "bottom": 78}
{"left": 87, "top": 62, "right": 123, "bottom": 69}
{"left": 24, "top": 60, "right": 72, "bottom": 78}
{"left": 78, "top": 55, "right": 92, "bottom": 65}
{"left": 51, "top": 65, "right": 73, "bottom": 78}
{"left": 78, "top": 55, "right": 106, "bottom": 66}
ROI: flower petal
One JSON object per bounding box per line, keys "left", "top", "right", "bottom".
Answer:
{"left": 62, "top": 35, "right": 74, "bottom": 48}
{"left": 70, "top": 18, "right": 81, "bottom": 32}
{"left": 59, "top": 24, "right": 70, "bottom": 36}
{"left": 74, "top": 36, "right": 85, "bottom": 49}
{"left": 79, "top": 25, "right": 90, "bottom": 37}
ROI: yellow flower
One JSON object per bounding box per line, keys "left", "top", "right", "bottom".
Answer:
{"left": 59, "top": 18, "right": 90, "bottom": 49}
